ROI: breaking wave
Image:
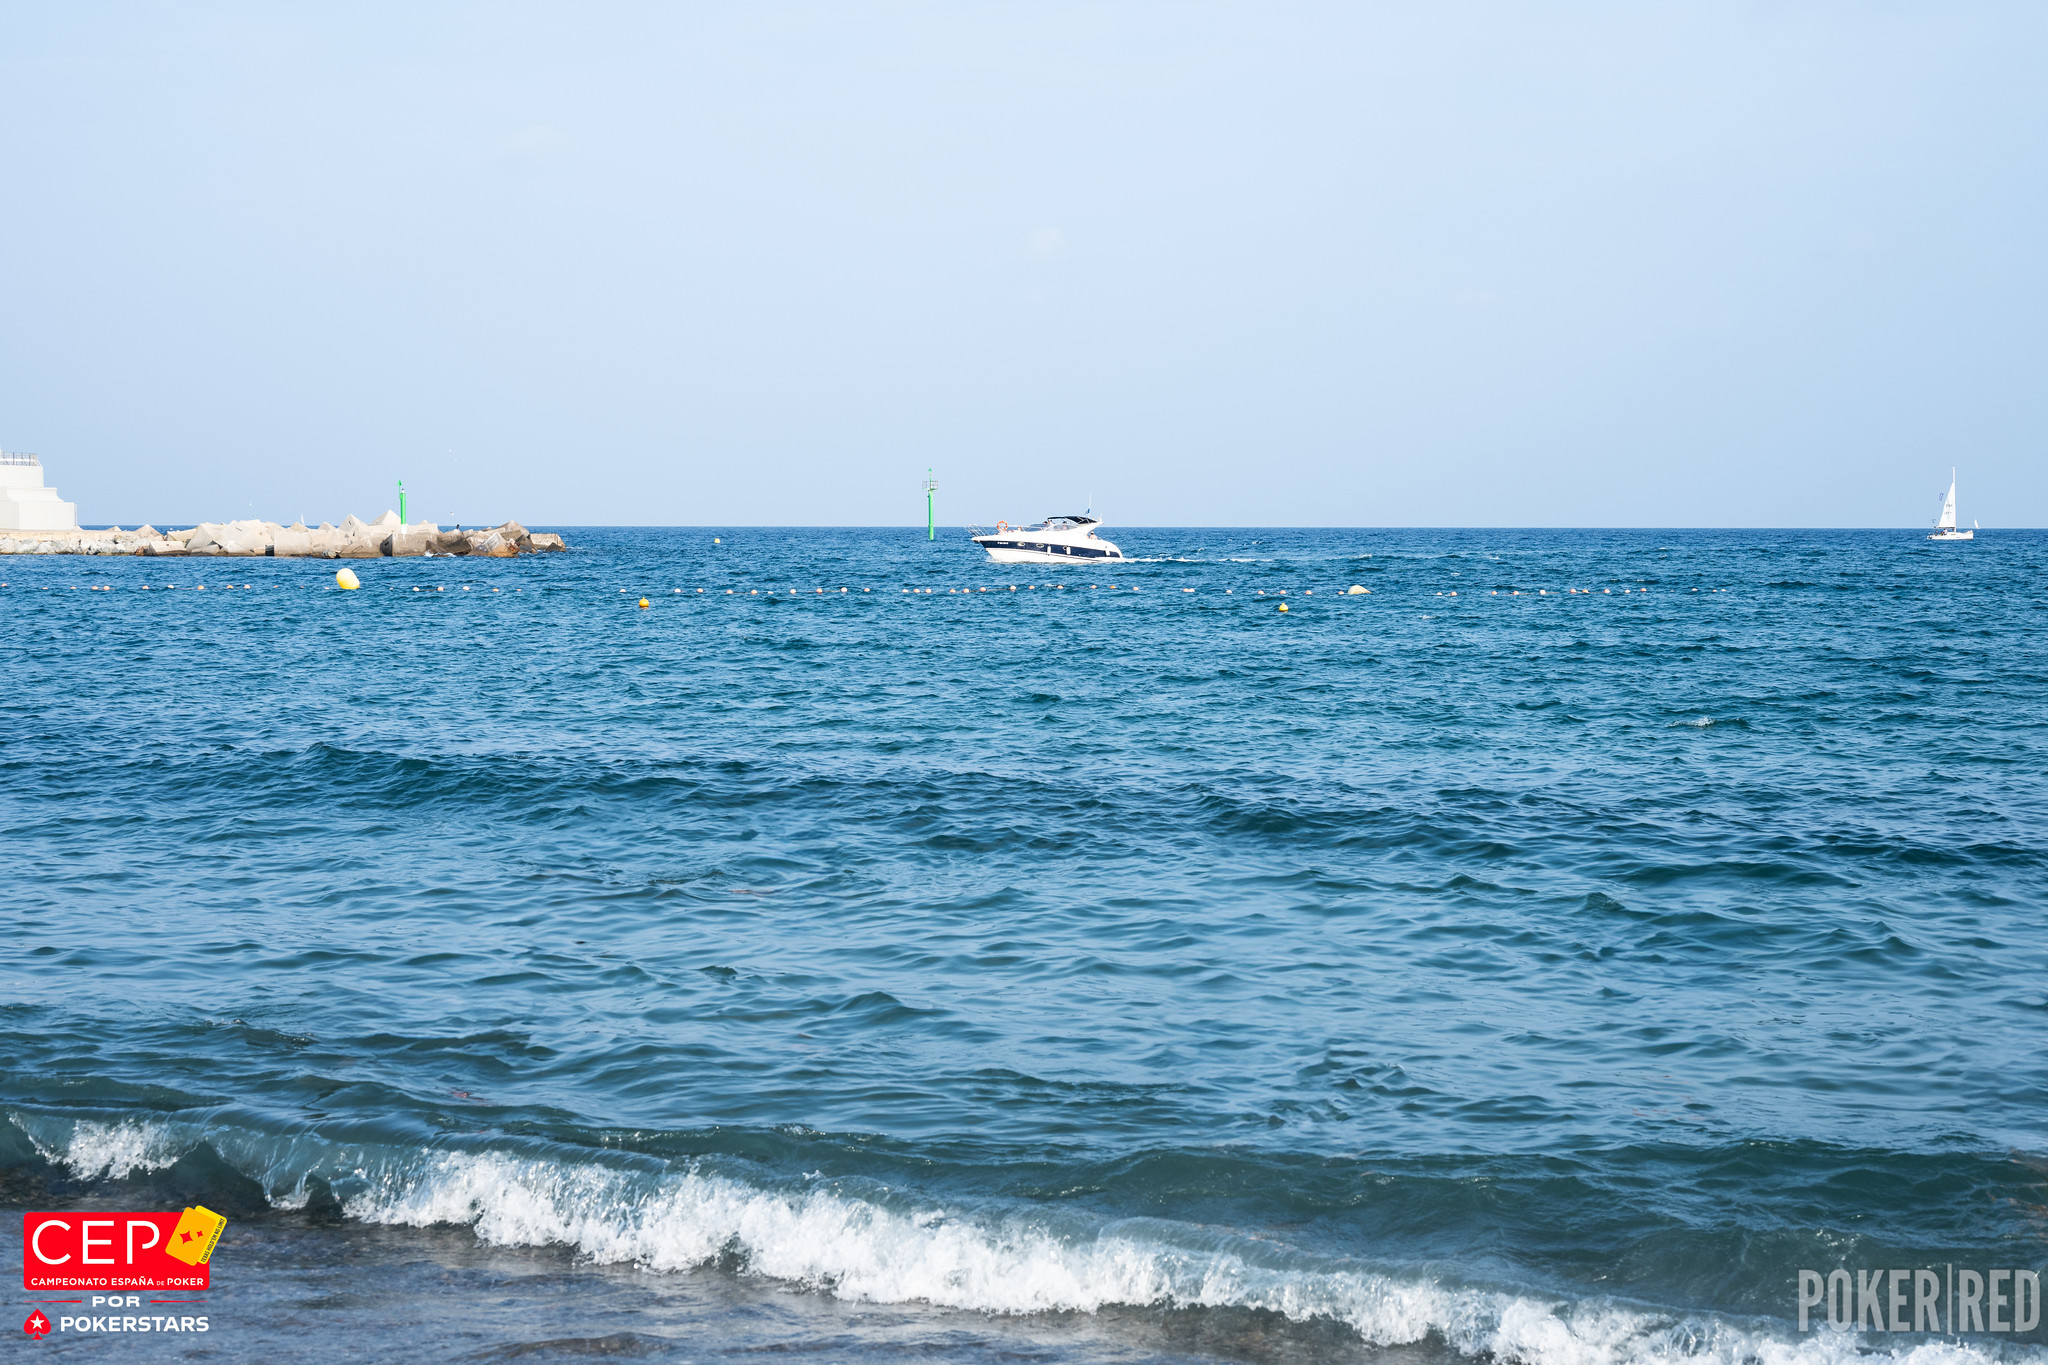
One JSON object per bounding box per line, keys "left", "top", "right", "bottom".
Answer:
{"left": 21, "top": 1116, "right": 186, "bottom": 1180}
{"left": 10, "top": 1113, "right": 2043, "bottom": 1365}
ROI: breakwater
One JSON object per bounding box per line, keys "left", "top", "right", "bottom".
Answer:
{"left": 0, "top": 512, "right": 565, "bottom": 557}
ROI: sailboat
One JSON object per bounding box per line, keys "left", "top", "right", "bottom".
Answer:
{"left": 1928, "top": 470, "right": 1975, "bottom": 541}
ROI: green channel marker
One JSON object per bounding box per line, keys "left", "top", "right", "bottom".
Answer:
{"left": 922, "top": 468, "right": 937, "bottom": 541}
{"left": 399, "top": 479, "right": 407, "bottom": 525}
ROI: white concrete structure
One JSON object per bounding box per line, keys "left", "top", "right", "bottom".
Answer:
{"left": 0, "top": 452, "right": 79, "bottom": 531}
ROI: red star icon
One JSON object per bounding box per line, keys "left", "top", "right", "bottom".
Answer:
{"left": 181, "top": 1231, "right": 198, "bottom": 1243}
{"left": 23, "top": 1310, "right": 51, "bottom": 1339}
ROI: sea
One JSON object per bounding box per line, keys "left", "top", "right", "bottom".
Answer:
{"left": 2, "top": 527, "right": 2043, "bottom": 1363}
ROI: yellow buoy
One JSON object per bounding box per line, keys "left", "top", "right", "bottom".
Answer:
{"left": 638, "top": 597, "right": 650, "bottom": 609}
{"left": 335, "top": 568, "right": 360, "bottom": 590}
{"left": 1278, "top": 603, "right": 1289, "bottom": 613}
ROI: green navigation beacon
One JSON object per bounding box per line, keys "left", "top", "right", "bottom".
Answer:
{"left": 398, "top": 479, "right": 407, "bottom": 525}
{"left": 921, "top": 469, "right": 938, "bottom": 541}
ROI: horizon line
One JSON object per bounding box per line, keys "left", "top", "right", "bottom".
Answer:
{"left": 65, "top": 523, "right": 2036, "bottom": 533}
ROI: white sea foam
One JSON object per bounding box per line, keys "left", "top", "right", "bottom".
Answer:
{"left": 13, "top": 1113, "right": 184, "bottom": 1180}
{"left": 341, "top": 1151, "right": 2044, "bottom": 1365}
{"left": 7, "top": 1114, "right": 2035, "bottom": 1365}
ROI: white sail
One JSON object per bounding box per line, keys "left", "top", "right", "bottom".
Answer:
{"left": 1936, "top": 471, "right": 1957, "bottom": 530}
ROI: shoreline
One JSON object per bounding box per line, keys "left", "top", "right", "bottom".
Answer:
{"left": 1, "top": 1209, "right": 1413, "bottom": 1365}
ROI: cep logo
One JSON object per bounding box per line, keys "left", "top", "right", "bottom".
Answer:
{"left": 21, "top": 1209, "right": 223, "bottom": 1291}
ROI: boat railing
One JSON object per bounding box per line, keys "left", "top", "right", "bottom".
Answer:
{"left": 0, "top": 451, "right": 41, "bottom": 467}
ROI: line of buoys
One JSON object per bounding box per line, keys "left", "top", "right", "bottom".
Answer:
{"left": 560, "top": 582, "right": 1607, "bottom": 599}
{"left": 12, "top": 576, "right": 1703, "bottom": 601}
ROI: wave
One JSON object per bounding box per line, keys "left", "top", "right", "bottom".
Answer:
{"left": 351, "top": 1149, "right": 1694, "bottom": 1364}
{"left": 8, "top": 1111, "right": 2042, "bottom": 1365}
{"left": 8, "top": 733, "right": 2043, "bottom": 888}
{"left": 22, "top": 1115, "right": 185, "bottom": 1180}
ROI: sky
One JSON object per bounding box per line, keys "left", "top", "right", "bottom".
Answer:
{"left": 2, "top": 2, "right": 2043, "bottom": 528}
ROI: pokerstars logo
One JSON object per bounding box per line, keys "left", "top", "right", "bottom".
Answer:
{"left": 21, "top": 1209, "right": 221, "bottom": 1339}
{"left": 27, "top": 1296, "right": 210, "bottom": 1338}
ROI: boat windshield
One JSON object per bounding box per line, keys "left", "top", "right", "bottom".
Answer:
{"left": 981, "top": 515, "right": 1101, "bottom": 535}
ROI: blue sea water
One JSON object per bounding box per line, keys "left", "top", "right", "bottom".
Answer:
{"left": 2, "top": 527, "right": 2044, "bottom": 1362}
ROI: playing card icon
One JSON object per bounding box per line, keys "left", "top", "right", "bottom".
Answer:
{"left": 166, "top": 1206, "right": 228, "bottom": 1266}
{"left": 23, "top": 1309, "right": 51, "bottom": 1339}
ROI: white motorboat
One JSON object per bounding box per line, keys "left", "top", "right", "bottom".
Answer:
{"left": 1928, "top": 469, "right": 1975, "bottom": 541}
{"left": 972, "top": 514, "right": 1125, "bottom": 564}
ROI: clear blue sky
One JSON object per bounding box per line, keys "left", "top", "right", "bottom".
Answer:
{"left": 2, "top": 3, "right": 2042, "bottom": 528}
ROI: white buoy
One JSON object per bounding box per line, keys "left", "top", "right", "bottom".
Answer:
{"left": 1347, "top": 585, "right": 1365, "bottom": 595}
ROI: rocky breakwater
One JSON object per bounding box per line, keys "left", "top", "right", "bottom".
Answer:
{"left": 0, "top": 511, "right": 565, "bottom": 557}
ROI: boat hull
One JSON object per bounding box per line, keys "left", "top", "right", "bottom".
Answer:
{"left": 975, "top": 538, "right": 1123, "bottom": 564}
{"left": 1928, "top": 530, "right": 1974, "bottom": 541}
